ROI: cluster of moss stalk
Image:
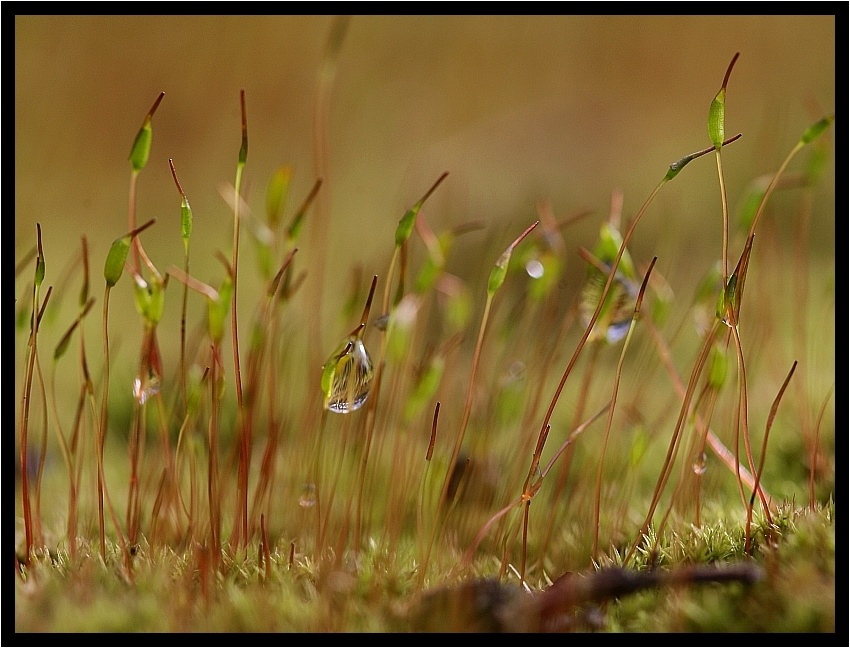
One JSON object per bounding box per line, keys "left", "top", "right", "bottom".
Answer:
{"left": 16, "top": 52, "right": 833, "bottom": 630}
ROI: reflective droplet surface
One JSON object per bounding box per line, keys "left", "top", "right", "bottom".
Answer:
{"left": 533, "top": 463, "right": 542, "bottom": 481}
{"left": 579, "top": 223, "right": 639, "bottom": 345}
{"left": 299, "top": 483, "right": 316, "bottom": 508}
{"left": 525, "top": 258, "right": 544, "bottom": 279}
{"left": 579, "top": 267, "right": 637, "bottom": 344}
{"left": 692, "top": 452, "right": 708, "bottom": 475}
{"left": 133, "top": 374, "right": 161, "bottom": 405}
{"left": 499, "top": 360, "right": 527, "bottom": 389}
{"left": 324, "top": 338, "right": 374, "bottom": 414}
{"left": 374, "top": 313, "right": 390, "bottom": 332}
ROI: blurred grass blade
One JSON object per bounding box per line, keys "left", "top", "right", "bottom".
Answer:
{"left": 266, "top": 165, "right": 293, "bottom": 229}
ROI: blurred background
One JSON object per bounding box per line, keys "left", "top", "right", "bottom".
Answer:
{"left": 15, "top": 15, "right": 835, "bottom": 409}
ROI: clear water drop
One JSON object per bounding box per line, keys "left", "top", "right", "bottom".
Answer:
{"left": 499, "top": 360, "right": 527, "bottom": 389}
{"left": 604, "top": 318, "right": 633, "bottom": 345}
{"left": 692, "top": 452, "right": 708, "bottom": 475}
{"left": 374, "top": 313, "right": 390, "bottom": 332}
{"left": 579, "top": 269, "right": 637, "bottom": 345}
{"left": 578, "top": 222, "right": 639, "bottom": 345}
{"left": 133, "top": 373, "right": 161, "bottom": 405}
{"left": 525, "top": 258, "right": 545, "bottom": 279}
{"left": 299, "top": 483, "right": 316, "bottom": 508}
{"left": 325, "top": 338, "right": 374, "bottom": 414}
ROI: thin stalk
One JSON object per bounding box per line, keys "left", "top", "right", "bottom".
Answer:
{"left": 86, "top": 386, "right": 133, "bottom": 580}
{"left": 462, "top": 402, "right": 610, "bottom": 568}
{"left": 99, "top": 218, "right": 156, "bottom": 557}
{"left": 15, "top": 246, "right": 37, "bottom": 278}
{"left": 149, "top": 468, "right": 170, "bottom": 546}
{"left": 538, "top": 341, "right": 600, "bottom": 562}
{"left": 526, "top": 142, "right": 727, "bottom": 569}
{"left": 643, "top": 315, "right": 774, "bottom": 505}
{"left": 519, "top": 424, "right": 550, "bottom": 585}
{"left": 318, "top": 400, "right": 356, "bottom": 554}
{"left": 49, "top": 361, "right": 78, "bottom": 559}
{"left": 260, "top": 514, "right": 272, "bottom": 583}
{"left": 74, "top": 325, "right": 95, "bottom": 546}
{"left": 208, "top": 345, "right": 223, "bottom": 567}
{"left": 421, "top": 221, "right": 539, "bottom": 584}
{"left": 691, "top": 379, "right": 722, "bottom": 528}
{"left": 716, "top": 232, "right": 762, "bottom": 512}
{"left": 128, "top": 92, "right": 165, "bottom": 275}
{"left": 809, "top": 384, "right": 835, "bottom": 509}
{"left": 128, "top": 171, "right": 141, "bottom": 274}
{"left": 711, "top": 53, "right": 739, "bottom": 286}
{"left": 80, "top": 304, "right": 131, "bottom": 578}
{"left": 18, "top": 323, "right": 38, "bottom": 558}
{"left": 745, "top": 142, "right": 805, "bottom": 245}
{"left": 729, "top": 320, "right": 770, "bottom": 521}
{"left": 347, "top": 271, "right": 380, "bottom": 553}
{"left": 97, "top": 285, "right": 112, "bottom": 560}
{"left": 592, "top": 257, "right": 657, "bottom": 560}
{"left": 231, "top": 89, "right": 249, "bottom": 551}
{"left": 354, "top": 172, "right": 448, "bottom": 554}
{"left": 736, "top": 115, "right": 834, "bottom": 299}
{"left": 168, "top": 159, "right": 192, "bottom": 411}
{"left": 745, "top": 361, "right": 797, "bottom": 554}
{"left": 32, "top": 322, "right": 51, "bottom": 552}
{"left": 18, "top": 226, "right": 48, "bottom": 561}
{"left": 174, "top": 366, "right": 210, "bottom": 544}
{"left": 417, "top": 402, "right": 440, "bottom": 560}
{"left": 626, "top": 318, "right": 718, "bottom": 565}
{"left": 126, "top": 328, "right": 153, "bottom": 545}
{"left": 525, "top": 139, "right": 746, "bottom": 537}
{"left": 792, "top": 189, "right": 814, "bottom": 503}
{"left": 171, "top": 255, "right": 234, "bottom": 565}
{"left": 309, "top": 409, "right": 329, "bottom": 556}
{"left": 716, "top": 118, "right": 834, "bottom": 519}
{"left": 308, "top": 16, "right": 351, "bottom": 385}
{"left": 151, "top": 366, "right": 177, "bottom": 543}
{"left": 653, "top": 369, "right": 728, "bottom": 556}
{"left": 716, "top": 150, "right": 730, "bottom": 285}
{"left": 247, "top": 251, "right": 299, "bottom": 535}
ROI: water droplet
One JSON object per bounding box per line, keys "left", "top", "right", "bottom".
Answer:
{"left": 394, "top": 294, "right": 420, "bottom": 328}
{"left": 325, "top": 338, "right": 374, "bottom": 414}
{"left": 604, "top": 318, "right": 632, "bottom": 345}
{"left": 579, "top": 222, "right": 639, "bottom": 345}
{"left": 298, "top": 483, "right": 316, "bottom": 508}
{"left": 499, "top": 360, "right": 527, "bottom": 389}
{"left": 579, "top": 267, "right": 637, "bottom": 344}
{"left": 692, "top": 452, "right": 708, "bottom": 475}
{"left": 533, "top": 464, "right": 542, "bottom": 481}
{"left": 525, "top": 258, "right": 545, "bottom": 279}
{"left": 133, "top": 373, "right": 161, "bottom": 405}
{"left": 374, "top": 314, "right": 389, "bottom": 331}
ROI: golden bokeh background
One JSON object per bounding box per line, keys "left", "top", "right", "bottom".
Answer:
{"left": 15, "top": 15, "right": 835, "bottom": 407}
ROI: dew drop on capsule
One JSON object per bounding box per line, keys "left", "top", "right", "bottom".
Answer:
{"left": 325, "top": 338, "right": 374, "bottom": 414}
{"left": 133, "top": 374, "right": 161, "bottom": 405}
{"left": 322, "top": 274, "right": 377, "bottom": 413}
{"left": 525, "top": 258, "right": 544, "bottom": 279}
{"left": 692, "top": 452, "right": 708, "bottom": 475}
{"left": 299, "top": 483, "right": 316, "bottom": 508}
